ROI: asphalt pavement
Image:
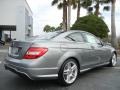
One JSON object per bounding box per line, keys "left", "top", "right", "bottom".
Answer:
{"left": 0, "top": 49, "right": 120, "bottom": 90}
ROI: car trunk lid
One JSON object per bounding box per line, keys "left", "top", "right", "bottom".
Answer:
{"left": 9, "top": 41, "right": 33, "bottom": 59}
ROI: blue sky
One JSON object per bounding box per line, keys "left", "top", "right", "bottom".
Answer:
{"left": 27, "top": 0, "right": 120, "bottom": 36}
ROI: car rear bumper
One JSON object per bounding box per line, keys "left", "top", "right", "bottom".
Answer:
{"left": 4, "top": 57, "right": 58, "bottom": 80}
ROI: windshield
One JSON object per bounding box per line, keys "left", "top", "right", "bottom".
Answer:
{"left": 27, "top": 31, "right": 64, "bottom": 41}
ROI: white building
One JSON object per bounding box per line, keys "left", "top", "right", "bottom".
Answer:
{"left": 0, "top": 0, "right": 33, "bottom": 41}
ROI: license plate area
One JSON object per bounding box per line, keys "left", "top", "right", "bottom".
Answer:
{"left": 9, "top": 47, "right": 20, "bottom": 57}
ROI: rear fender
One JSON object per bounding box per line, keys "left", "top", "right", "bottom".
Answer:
{"left": 57, "top": 51, "right": 82, "bottom": 71}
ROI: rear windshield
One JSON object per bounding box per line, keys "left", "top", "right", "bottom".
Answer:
{"left": 27, "top": 31, "right": 63, "bottom": 41}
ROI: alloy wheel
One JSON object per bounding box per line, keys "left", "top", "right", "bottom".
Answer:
{"left": 111, "top": 54, "right": 117, "bottom": 66}
{"left": 63, "top": 61, "right": 78, "bottom": 84}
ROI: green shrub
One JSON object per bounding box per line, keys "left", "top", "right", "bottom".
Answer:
{"left": 71, "top": 14, "right": 109, "bottom": 38}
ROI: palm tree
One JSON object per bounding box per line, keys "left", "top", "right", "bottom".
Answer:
{"left": 52, "top": 0, "right": 77, "bottom": 31}
{"left": 76, "top": 0, "right": 92, "bottom": 20}
{"left": 67, "top": 0, "right": 91, "bottom": 30}
{"left": 77, "top": 0, "right": 81, "bottom": 20}
{"left": 52, "top": 0, "right": 67, "bottom": 31}
{"left": 67, "top": 0, "right": 71, "bottom": 31}
{"left": 103, "top": 0, "right": 118, "bottom": 48}
{"left": 94, "top": 0, "right": 100, "bottom": 16}
{"left": 111, "top": 0, "right": 118, "bottom": 48}
{"left": 67, "top": 0, "right": 77, "bottom": 30}
{"left": 63, "top": 0, "right": 68, "bottom": 31}
{"left": 89, "top": 0, "right": 118, "bottom": 48}
{"left": 101, "top": 0, "right": 118, "bottom": 48}
{"left": 86, "top": 0, "right": 110, "bottom": 16}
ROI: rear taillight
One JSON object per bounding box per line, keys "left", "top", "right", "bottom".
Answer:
{"left": 23, "top": 47, "right": 48, "bottom": 59}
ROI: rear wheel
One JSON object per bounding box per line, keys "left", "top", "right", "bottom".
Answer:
{"left": 58, "top": 59, "right": 79, "bottom": 86}
{"left": 108, "top": 53, "right": 117, "bottom": 67}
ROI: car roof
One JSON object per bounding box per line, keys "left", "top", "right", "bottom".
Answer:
{"left": 56, "top": 30, "right": 87, "bottom": 33}
{"left": 66, "top": 30, "right": 86, "bottom": 33}
{"left": 56, "top": 30, "right": 97, "bottom": 38}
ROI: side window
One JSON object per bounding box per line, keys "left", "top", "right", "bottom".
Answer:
{"left": 84, "top": 33, "right": 98, "bottom": 44}
{"left": 95, "top": 38, "right": 102, "bottom": 44}
{"left": 65, "top": 32, "right": 84, "bottom": 42}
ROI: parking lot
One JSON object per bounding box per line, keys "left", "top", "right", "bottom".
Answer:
{"left": 0, "top": 47, "right": 120, "bottom": 90}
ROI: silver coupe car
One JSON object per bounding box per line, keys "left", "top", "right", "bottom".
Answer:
{"left": 4, "top": 30, "right": 117, "bottom": 86}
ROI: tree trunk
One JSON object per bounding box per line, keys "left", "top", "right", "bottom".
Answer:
{"left": 65, "top": 0, "right": 67, "bottom": 31}
{"left": 63, "top": 0, "right": 67, "bottom": 31}
{"left": 67, "top": 0, "right": 71, "bottom": 31}
{"left": 77, "top": 0, "right": 81, "bottom": 20}
{"left": 94, "top": 0, "right": 100, "bottom": 16}
{"left": 111, "top": 0, "right": 118, "bottom": 48}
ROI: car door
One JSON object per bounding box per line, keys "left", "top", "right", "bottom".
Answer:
{"left": 63, "top": 32, "right": 100, "bottom": 69}
{"left": 94, "top": 38, "right": 112, "bottom": 63}
{"left": 82, "top": 32, "right": 110, "bottom": 66}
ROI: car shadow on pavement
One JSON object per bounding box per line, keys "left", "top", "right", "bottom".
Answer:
{"left": 7, "top": 66, "right": 108, "bottom": 90}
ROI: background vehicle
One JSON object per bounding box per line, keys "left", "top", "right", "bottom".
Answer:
{"left": 4, "top": 30, "right": 117, "bottom": 86}
{"left": 0, "top": 40, "right": 5, "bottom": 45}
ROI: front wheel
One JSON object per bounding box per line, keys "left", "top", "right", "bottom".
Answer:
{"left": 58, "top": 59, "right": 79, "bottom": 86}
{"left": 108, "top": 53, "right": 117, "bottom": 67}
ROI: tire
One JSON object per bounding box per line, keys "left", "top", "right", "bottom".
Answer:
{"left": 58, "top": 59, "right": 79, "bottom": 86}
{"left": 108, "top": 53, "right": 117, "bottom": 67}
